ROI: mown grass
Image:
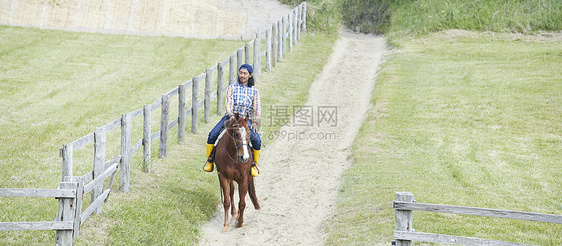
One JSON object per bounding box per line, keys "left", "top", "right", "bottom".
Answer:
{"left": 389, "top": 0, "right": 561, "bottom": 38}
{"left": 326, "top": 31, "right": 561, "bottom": 245}
{"left": 0, "top": 25, "right": 246, "bottom": 244}
{"left": 0, "top": 24, "right": 337, "bottom": 245}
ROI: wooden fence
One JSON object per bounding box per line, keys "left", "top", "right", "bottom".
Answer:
{"left": 0, "top": 186, "right": 77, "bottom": 246}
{"left": 392, "top": 192, "right": 562, "bottom": 246}
{"left": 1, "top": 2, "right": 307, "bottom": 245}
{"left": 1, "top": 172, "right": 117, "bottom": 245}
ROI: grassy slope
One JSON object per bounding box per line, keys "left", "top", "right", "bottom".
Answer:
{"left": 0, "top": 24, "right": 337, "bottom": 244}
{"left": 390, "top": 0, "right": 561, "bottom": 38}
{"left": 326, "top": 31, "right": 561, "bottom": 245}
{"left": 0, "top": 25, "right": 244, "bottom": 244}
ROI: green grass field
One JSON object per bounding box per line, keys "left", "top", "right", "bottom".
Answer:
{"left": 0, "top": 24, "right": 337, "bottom": 244}
{"left": 2, "top": 0, "right": 561, "bottom": 243}
{"left": 0, "top": 24, "right": 241, "bottom": 244}
{"left": 326, "top": 31, "right": 562, "bottom": 245}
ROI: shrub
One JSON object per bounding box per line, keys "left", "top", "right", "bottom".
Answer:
{"left": 338, "top": 0, "right": 400, "bottom": 34}
{"left": 279, "top": 0, "right": 343, "bottom": 34}
{"left": 336, "top": 0, "right": 561, "bottom": 35}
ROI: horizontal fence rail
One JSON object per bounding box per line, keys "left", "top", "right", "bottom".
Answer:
{"left": 0, "top": 188, "right": 75, "bottom": 198}
{"left": 393, "top": 231, "right": 535, "bottom": 246}
{"left": 393, "top": 201, "right": 562, "bottom": 224}
{"left": 0, "top": 221, "right": 73, "bottom": 232}
{"left": 392, "top": 192, "right": 562, "bottom": 246}
{"left": 0, "top": 182, "right": 83, "bottom": 246}
{"left": 3, "top": 2, "right": 307, "bottom": 246}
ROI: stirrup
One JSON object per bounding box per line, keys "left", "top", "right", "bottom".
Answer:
{"left": 203, "top": 160, "right": 214, "bottom": 172}
{"left": 250, "top": 163, "right": 259, "bottom": 177}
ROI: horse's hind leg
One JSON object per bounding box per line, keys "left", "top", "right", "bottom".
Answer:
{"left": 236, "top": 180, "right": 248, "bottom": 228}
{"left": 229, "top": 181, "right": 237, "bottom": 220}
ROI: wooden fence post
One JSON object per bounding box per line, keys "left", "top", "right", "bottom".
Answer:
{"left": 55, "top": 181, "right": 76, "bottom": 246}
{"left": 68, "top": 176, "right": 83, "bottom": 239}
{"left": 204, "top": 69, "right": 212, "bottom": 123}
{"left": 266, "top": 27, "right": 272, "bottom": 71}
{"left": 57, "top": 143, "right": 74, "bottom": 222}
{"left": 272, "top": 23, "right": 277, "bottom": 67}
{"left": 277, "top": 20, "right": 283, "bottom": 62}
{"left": 178, "top": 84, "right": 186, "bottom": 143}
{"left": 302, "top": 2, "right": 307, "bottom": 33}
{"left": 217, "top": 62, "right": 224, "bottom": 115}
{"left": 254, "top": 31, "right": 260, "bottom": 76}
{"left": 282, "top": 16, "right": 287, "bottom": 58}
{"left": 229, "top": 53, "right": 236, "bottom": 85}
{"left": 119, "top": 113, "right": 131, "bottom": 192}
{"left": 92, "top": 127, "right": 105, "bottom": 214}
{"left": 142, "top": 104, "right": 151, "bottom": 173}
{"left": 237, "top": 48, "right": 243, "bottom": 70}
{"left": 395, "top": 192, "right": 414, "bottom": 246}
{"left": 159, "top": 95, "right": 169, "bottom": 158}
{"left": 61, "top": 144, "right": 73, "bottom": 180}
{"left": 72, "top": 178, "right": 84, "bottom": 238}
{"left": 191, "top": 76, "right": 199, "bottom": 134}
{"left": 244, "top": 43, "right": 251, "bottom": 65}
{"left": 293, "top": 8, "right": 298, "bottom": 45}
{"left": 288, "top": 12, "right": 293, "bottom": 52}
{"left": 297, "top": 4, "right": 302, "bottom": 41}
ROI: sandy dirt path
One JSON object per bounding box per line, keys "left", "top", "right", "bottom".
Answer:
{"left": 199, "top": 30, "right": 387, "bottom": 245}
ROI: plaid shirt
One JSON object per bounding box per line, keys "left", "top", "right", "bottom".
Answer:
{"left": 225, "top": 82, "right": 261, "bottom": 124}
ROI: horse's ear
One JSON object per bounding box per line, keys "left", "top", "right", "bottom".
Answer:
{"left": 235, "top": 113, "right": 240, "bottom": 121}
{"left": 245, "top": 113, "right": 249, "bottom": 122}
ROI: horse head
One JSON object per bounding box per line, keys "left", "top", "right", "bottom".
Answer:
{"left": 228, "top": 113, "right": 251, "bottom": 163}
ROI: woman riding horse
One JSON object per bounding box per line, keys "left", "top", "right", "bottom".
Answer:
{"left": 204, "top": 64, "right": 261, "bottom": 177}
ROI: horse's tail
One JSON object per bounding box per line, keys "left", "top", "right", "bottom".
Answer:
{"left": 248, "top": 176, "right": 260, "bottom": 210}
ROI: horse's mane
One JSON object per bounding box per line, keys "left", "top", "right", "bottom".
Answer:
{"left": 228, "top": 113, "right": 250, "bottom": 128}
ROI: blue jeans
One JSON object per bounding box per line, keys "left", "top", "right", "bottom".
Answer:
{"left": 207, "top": 115, "right": 261, "bottom": 150}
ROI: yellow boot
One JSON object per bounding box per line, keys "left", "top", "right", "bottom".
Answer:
{"left": 251, "top": 149, "right": 260, "bottom": 177}
{"left": 203, "top": 144, "right": 214, "bottom": 172}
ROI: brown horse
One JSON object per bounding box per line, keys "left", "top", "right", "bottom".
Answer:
{"left": 215, "top": 113, "right": 260, "bottom": 232}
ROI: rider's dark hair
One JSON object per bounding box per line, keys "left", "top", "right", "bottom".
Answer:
{"left": 248, "top": 76, "right": 255, "bottom": 87}
{"left": 239, "top": 76, "right": 255, "bottom": 87}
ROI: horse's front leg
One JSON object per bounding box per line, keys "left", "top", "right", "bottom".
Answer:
{"left": 236, "top": 179, "right": 248, "bottom": 228}
{"left": 229, "top": 181, "right": 237, "bottom": 220}
{"left": 220, "top": 178, "right": 231, "bottom": 232}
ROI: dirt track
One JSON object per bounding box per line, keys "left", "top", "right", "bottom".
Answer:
{"left": 199, "top": 30, "right": 387, "bottom": 245}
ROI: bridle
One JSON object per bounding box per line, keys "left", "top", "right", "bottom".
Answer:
{"left": 224, "top": 122, "right": 250, "bottom": 164}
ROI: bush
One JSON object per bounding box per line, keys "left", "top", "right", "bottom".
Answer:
{"left": 336, "top": 0, "right": 561, "bottom": 35}
{"left": 307, "top": 0, "right": 343, "bottom": 34}
{"left": 338, "top": 0, "right": 399, "bottom": 34}
{"left": 279, "top": 0, "right": 343, "bottom": 34}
